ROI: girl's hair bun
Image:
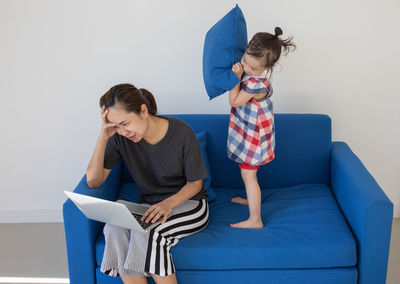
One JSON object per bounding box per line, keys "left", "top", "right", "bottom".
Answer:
{"left": 274, "top": 27, "right": 283, "bottom": 37}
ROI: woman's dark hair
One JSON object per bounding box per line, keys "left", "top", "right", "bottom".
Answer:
{"left": 99, "top": 83, "right": 157, "bottom": 115}
{"left": 246, "top": 27, "right": 296, "bottom": 69}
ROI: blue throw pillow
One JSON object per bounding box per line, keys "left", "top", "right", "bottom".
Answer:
{"left": 203, "top": 4, "right": 248, "bottom": 100}
{"left": 196, "top": 131, "right": 216, "bottom": 202}
{"left": 118, "top": 182, "right": 140, "bottom": 203}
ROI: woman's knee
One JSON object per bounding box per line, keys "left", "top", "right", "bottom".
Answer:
{"left": 103, "top": 223, "right": 129, "bottom": 237}
{"left": 151, "top": 273, "right": 177, "bottom": 284}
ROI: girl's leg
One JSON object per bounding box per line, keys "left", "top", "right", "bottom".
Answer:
{"left": 231, "top": 196, "right": 248, "bottom": 205}
{"left": 231, "top": 163, "right": 257, "bottom": 206}
{"left": 120, "top": 275, "right": 148, "bottom": 284}
{"left": 151, "top": 273, "right": 178, "bottom": 284}
{"left": 230, "top": 168, "right": 263, "bottom": 229}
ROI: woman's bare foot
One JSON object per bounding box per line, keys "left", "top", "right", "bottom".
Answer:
{"left": 230, "top": 218, "right": 263, "bottom": 229}
{"left": 231, "top": 197, "right": 248, "bottom": 206}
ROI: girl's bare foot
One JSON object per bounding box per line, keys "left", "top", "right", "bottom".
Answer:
{"left": 231, "top": 197, "right": 248, "bottom": 206}
{"left": 230, "top": 218, "right": 263, "bottom": 229}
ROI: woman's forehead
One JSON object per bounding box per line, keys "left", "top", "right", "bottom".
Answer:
{"left": 107, "top": 105, "right": 130, "bottom": 122}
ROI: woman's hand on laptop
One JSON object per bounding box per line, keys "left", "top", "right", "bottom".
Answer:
{"left": 142, "top": 199, "right": 174, "bottom": 225}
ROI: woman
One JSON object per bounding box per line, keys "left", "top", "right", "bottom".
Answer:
{"left": 86, "top": 83, "right": 209, "bottom": 284}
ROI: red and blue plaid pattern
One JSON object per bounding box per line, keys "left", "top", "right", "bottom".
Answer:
{"left": 227, "top": 74, "right": 275, "bottom": 166}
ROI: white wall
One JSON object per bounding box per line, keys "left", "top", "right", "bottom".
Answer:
{"left": 0, "top": 0, "right": 399, "bottom": 222}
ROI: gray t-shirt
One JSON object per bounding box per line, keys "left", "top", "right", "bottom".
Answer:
{"left": 104, "top": 116, "right": 208, "bottom": 204}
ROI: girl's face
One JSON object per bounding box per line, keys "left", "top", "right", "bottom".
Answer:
{"left": 241, "top": 53, "right": 267, "bottom": 76}
{"left": 106, "top": 103, "right": 149, "bottom": 143}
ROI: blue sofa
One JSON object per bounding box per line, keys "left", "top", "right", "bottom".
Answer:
{"left": 63, "top": 114, "right": 393, "bottom": 284}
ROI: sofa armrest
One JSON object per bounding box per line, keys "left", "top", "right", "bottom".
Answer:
{"left": 331, "top": 142, "right": 393, "bottom": 284}
{"left": 63, "top": 163, "right": 122, "bottom": 284}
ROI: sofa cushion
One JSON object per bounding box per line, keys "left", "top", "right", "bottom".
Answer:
{"left": 96, "top": 184, "right": 356, "bottom": 270}
{"left": 202, "top": 4, "right": 247, "bottom": 100}
{"left": 118, "top": 182, "right": 140, "bottom": 203}
{"left": 196, "top": 131, "right": 216, "bottom": 202}
{"left": 171, "top": 184, "right": 356, "bottom": 270}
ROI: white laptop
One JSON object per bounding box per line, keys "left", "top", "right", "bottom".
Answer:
{"left": 64, "top": 191, "right": 161, "bottom": 233}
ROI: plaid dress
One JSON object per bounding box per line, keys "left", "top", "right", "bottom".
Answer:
{"left": 227, "top": 71, "right": 275, "bottom": 166}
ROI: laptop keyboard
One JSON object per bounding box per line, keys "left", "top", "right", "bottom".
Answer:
{"left": 131, "top": 213, "right": 153, "bottom": 230}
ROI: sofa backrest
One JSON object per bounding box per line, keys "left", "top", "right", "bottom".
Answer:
{"left": 121, "top": 114, "right": 332, "bottom": 189}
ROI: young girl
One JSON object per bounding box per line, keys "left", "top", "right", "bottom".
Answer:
{"left": 227, "top": 27, "right": 296, "bottom": 229}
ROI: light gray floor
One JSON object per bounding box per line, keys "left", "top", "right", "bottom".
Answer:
{"left": 0, "top": 219, "right": 399, "bottom": 283}
{"left": 387, "top": 218, "right": 400, "bottom": 284}
{"left": 0, "top": 223, "right": 68, "bottom": 278}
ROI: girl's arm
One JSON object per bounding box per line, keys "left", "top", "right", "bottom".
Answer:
{"left": 229, "top": 62, "right": 259, "bottom": 107}
{"left": 229, "top": 86, "right": 257, "bottom": 107}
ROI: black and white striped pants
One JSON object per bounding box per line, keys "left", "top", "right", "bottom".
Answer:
{"left": 101, "top": 198, "right": 209, "bottom": 277}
